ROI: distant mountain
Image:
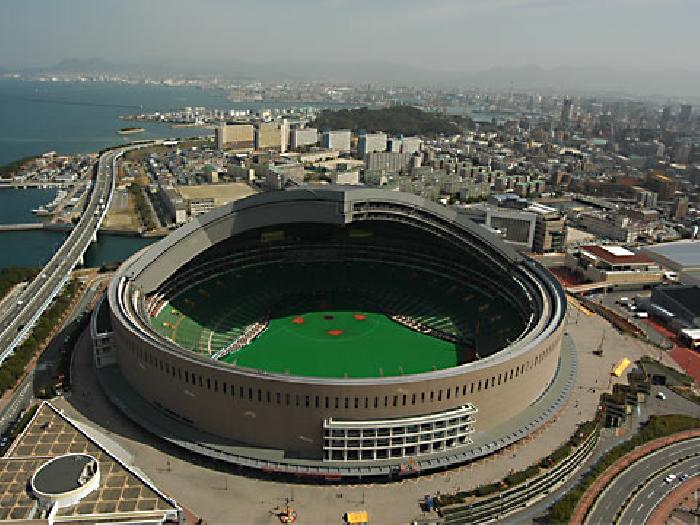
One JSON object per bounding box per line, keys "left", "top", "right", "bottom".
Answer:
{"left": 3, "top": 58, "right": 699, "bottom": 97}
{"left": 455, "top": 65, "right": 700, "bottom": 97}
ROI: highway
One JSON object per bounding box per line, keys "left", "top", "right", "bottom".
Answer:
{"left": 0, "top": 144, "right": 143, "bottom": 365}
{"left": 0, "top": 279, "right": 102, "bottom": 437}
{"left": 619, "top": 455, "right": 700, "bottom": 524}
{"left": 585, "top": 437, "right": 700, "bottom": 525}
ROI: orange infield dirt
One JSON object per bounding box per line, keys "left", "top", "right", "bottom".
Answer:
{"left": 327, "top": 329, "right": 345, "bottom": 337}
{"left": 291, "top": 316, "right": 305, "bottom": 324}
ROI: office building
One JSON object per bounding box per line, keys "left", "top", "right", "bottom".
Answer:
{"left": 560, "top": 98, "right": 573, "bottom": 126}
{"left": 679, "top": 104, "right": 692, "bottom": 124}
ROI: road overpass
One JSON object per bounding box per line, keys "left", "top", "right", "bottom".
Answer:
{"left": 0, "top": 144, "right": 147, "bottom": 365}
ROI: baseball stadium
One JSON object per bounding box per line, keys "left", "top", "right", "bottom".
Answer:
{"left": 98, "top": 187, "right": 569, "bottom": 478}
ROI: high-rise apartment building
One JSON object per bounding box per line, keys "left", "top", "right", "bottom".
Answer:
{"left": 321, "top": 130, "right": 352, "bottom": 153}
{"left": 215, "top": 124, "right": 255, "bottom": 150}
{"left": 255, "top": 122, "right": 282, "bottom": 151}
{"left": 358, "top": 133, "right": 387, "bottom": 158}
{"left": 289, "top": 127, "right": 319, "bottom": 149}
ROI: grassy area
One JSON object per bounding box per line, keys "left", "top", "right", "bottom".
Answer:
{"left": 639, "top": 355, "right": 693, "bottom": 386}
{"left": 0, "top": 267, "right": 39, "bottom": 302}
{"left": 542, "top": 414, "right": 700, "bottom": 524}
{"left": 0, "top": 280, "right": 80, "bottom": 396}
{"left": 225, "top": 311, "right": 459, "bottom": 378}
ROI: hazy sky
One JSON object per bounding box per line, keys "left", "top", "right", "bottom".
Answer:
{"left": 1, "top": 0, "right": 698, "bottom": 72}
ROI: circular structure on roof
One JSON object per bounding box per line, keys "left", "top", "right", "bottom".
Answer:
{"left": 105, "top": 187, "right": 567, "bottom": 477}
{"left": 31, "top": 454, "right": 99, "bottom": 508}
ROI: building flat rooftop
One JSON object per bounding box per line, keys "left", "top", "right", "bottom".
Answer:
{"left": 643, "top": 241, "right": 700, "bottom": 269}
{"left": 580, "top": 245, "right": 654, "bottom": 265}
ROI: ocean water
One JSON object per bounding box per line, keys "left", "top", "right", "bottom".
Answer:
{"left": 0, "top": 79, "right": 347, "bottom": 165}
{"left": 0, "top": 188, "right": 57, "bottom": 224}
{"left": 0, "top": 79, "right": 347, "bottom": 269}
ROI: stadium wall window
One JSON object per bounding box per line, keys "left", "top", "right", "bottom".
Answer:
{"left": 199, "top": 376, "right": 203, "bottom": 387}
{"left": 223, "top": 382, "right": 227, "bottom": 394}
{"left": 510, "top": 369, "right": 514, "bottom": 379}
{"left": 421, "top": 392, "right": 425, "bottom": 403}
{"left": 214, "top": 380, "right": 218, "bottom": 392}
{"left": 374, "top": 397, "right": 378, "bottom": 408}
{"left": 498, "top": 374, "right": 501, "bottom": 385}
{"left": 491, "top": 377, "right": 495, "bottom": 387}
{"left": 248, "top": 388, "right": 253, "bottom": 400}
{"left": 484, "top": 380, "right": 488, "bottom": 391}
{"left": 438, "top": 390, "right": 442, "bottom": 401}
{"left": 393, "top": 396, "right": 398, "bottom": 407}
{"left": 354, "top": 398, "right": 359, "bottom": 409}
{"left": 412, "top": 393, "right": 416, "bottom": 405}
{"left": 430, "top": 391, "right": 434, "bottom": 401}
{"left": 178, "top": 368, "right": 182, "bottom": 380}
{"left": 344, "top": 398, "right": 349, "bottom": 409}
{"left": 335, "top": 397, "right": 339, "bottom": 409}
{"left": 402, "top": 395, "right": 407, "bottom": 405}
{"left": 257, "top": 390, "right": 262, "bottom": 402}
{"left": 471, "top": 383, "right": 474, "bottom": 393}
{"left": 305, "top": 396, "right": 310, "bottom": 408}
{"left": 477, "top": 381, "right": 481, "bottom": 391}
{"left": 277, "top": 392, "right": 281, "bottom": 404}
{"left": 384, "top": 396, "right": 388, "bottom": 407}
{"left": 515, "top": 368, "right": 519, "bottom": 377}
{"left": 172, "top": 366, "right": 175, "bottom": 377}
{"left": 184, "top": 371, "right": 189, "bottom": 382}
{"left": 240, "top": 386, "right": 244, "bottom": 397}
{"left": 207, "top": 378, "right": 211, "bottom": 390}
{"left": 296, "top": 394, "right": 300, "bottom": 407}
{"left": 316, "top": 396, "right": 320, "bottom": 409}
{"left": 267, "top": 391, "right": 271, "bottom": 403}
{"left": 286, "top": 393, "right": 290, "bottom": 406}
{"left": 364, "top": 397, "right": 368, "bottom": 409}
{"left": 325, "top": 397, "right": 330, "bottom": 409}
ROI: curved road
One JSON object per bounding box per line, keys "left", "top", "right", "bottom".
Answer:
{"left": 585, "top": 437, "right": 700, "bottom": 524}
{"left": 0, "top": 144, "right": 147, "bottom": 364}
{"left": 619, "top": 455, "right": 700, "bottom": 524}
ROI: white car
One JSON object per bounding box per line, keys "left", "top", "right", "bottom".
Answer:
{"left": 656, "top": 392, "right": 667, "bottom": 400}
{"left": 664, "top": 474, "right": 677, "bottom": 483}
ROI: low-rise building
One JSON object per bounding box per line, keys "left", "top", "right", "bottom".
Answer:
{"left": 565, "top": 245, "right": 663, "bottom": 289}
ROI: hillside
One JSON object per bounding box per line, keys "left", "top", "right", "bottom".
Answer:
{"left": 312, "top": 106, "right": 468, "bottom": 137}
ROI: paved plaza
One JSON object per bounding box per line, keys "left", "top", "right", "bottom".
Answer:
{"left": 54, "top": 304, "right": 689, "bottom": 524}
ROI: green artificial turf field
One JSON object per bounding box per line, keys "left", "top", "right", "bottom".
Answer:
{"left": 221, "top": 311, "right": 459, "bottom": 378}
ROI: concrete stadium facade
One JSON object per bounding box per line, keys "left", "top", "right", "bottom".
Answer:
{"left": 105, "top": 187, "right": 567, "bottom": 476}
